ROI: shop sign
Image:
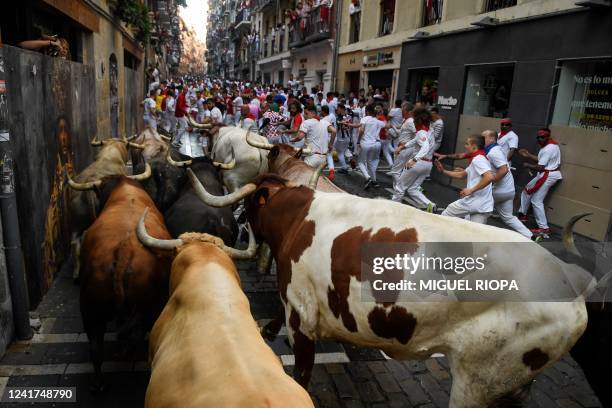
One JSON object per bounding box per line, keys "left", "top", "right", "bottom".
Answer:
{"left": 363, "top": 52, "right": 394, "bottom": 68}
{"left": 437, "top": 95, "right": 458, "bottom": 110}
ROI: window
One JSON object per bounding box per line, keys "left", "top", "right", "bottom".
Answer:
{"left": 379, "top": 0, "right": 395, "bottom": 36}
{"left": 422, "top": 0, "right": 443, "bottom": 27}
{"left": 483, "top": 0, "right": 517, "bottom": 12}
{"left": 551, "top": 59, "right": 612, "bottom": 133}
{"left": 406, "top": 68, "right": 439, "bottom": 106}
{"left": 462, "top": 64, "right": 514, "bottom": 118}
{"left": 348, "top": 0, "right": 361, "bottom": 44}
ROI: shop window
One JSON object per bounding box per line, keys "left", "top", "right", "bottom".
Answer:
{"left": 422, "top": 0, "right": 443, "bottom": 27}
{"left": 483, "top": 0, "right": 517, "bottom": 12}
{"left": 551, "top": 59, "right": 612, "bottom": 132}
{"left": 379, "top": 0, "right": 395, "bottom": 36}
{"left": 406, "top": 68, "right": 439, "bottom": 106}
{"left": 462, "top": 64, "right": 514, "bottom": 118}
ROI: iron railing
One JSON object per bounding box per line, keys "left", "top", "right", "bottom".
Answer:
{"left": 289, "top": 5, "right": 332, "bottom": 47}
{"left": 484, "top": 0, "right": 517, "bottom": 12}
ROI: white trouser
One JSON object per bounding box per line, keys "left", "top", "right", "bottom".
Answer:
{"left": 175, "top": 116, "right": 188, "bottom": 145}
{"left": 442, "top": 200, "right": 491, "bottom": 224}
{"left": 357, "top": 142, "right": 381, "bottom": 181}
{"left": 390, "top": 148, "right": 413, "bottom": 178}
{"left": 304, "top": 153, "right": 327, "bottom": 168}
{"left": 163, "top": 113, "right": 176, "bottom": 133}
{"left": 268, "top": 134, "right": 283, "bottom": 145}
{"left": 346, "top": 129, "right": 360, "bottom": 159}
{"left": 327, "top": 138, "right": 350, "bottom": 170}
{"left": 519, "top": 171, "right": 562, "bottom": 229}
{"left": 392, "top": 160, "right": 433, "bottom": 208}
{"left": 144, "top": 117, "right": 157, "bottom": 130}
{"left": 234, "top": 111, "right": 242, "bottom": 125}
{"left": 493, "top": 190, "right": 532, "bottom": 238}
{"left": 224, "top": 113, "right": 235, "bottom": 125}
{"left": 380, "top": 139, "right": 394, "bottom": 168}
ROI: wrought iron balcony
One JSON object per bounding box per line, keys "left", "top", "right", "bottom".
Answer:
{"left": 289, "top": 6, "right": 332, "bottom": 48}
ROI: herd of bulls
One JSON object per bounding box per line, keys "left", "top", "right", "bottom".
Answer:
{"left": 64, "top": 123, "right": 604, "bottom": 407}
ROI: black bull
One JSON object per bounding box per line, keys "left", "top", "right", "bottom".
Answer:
{"left": 136, "top": 151, "right": 238, "bottom": 245}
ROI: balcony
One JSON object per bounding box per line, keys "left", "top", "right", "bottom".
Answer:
{"left": 235, "top": 9, "right": 251, "bottom": 32}
{"left": 259, "top": 26, "right": 289, "bottom": 60}
{"left": 289, "top": 6, "right": 332, "bottom": 48}
{"left": 483, "top": 0, "right": 517, "bottom": 12}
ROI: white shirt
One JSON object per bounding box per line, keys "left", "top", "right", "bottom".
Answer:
{"left": 233, "top": 96, "right": 243, "bottom": 109}
{"left": 538, "top": 143, "right": 562, "bottom": 172}
{"left": 210, "top": 106, "right": 223, "bottom": 123}
{"left": 143, "top": 97, "right": 156, "bottom": 119}
{"left": 413, "top": 129, "right": 435, "bottom": 161}
{"left": 497, "top": 130, "right": 519, "bottom": 158}
{"left": 463, "top": 155, "right": 494, "bottom": 213}
{"left": 196, "top": 98, "right": 206, "bottom": 116}
{"left": 388, "top": 108, "right": 403, "bottom": 128}
{"left": 299, "top": 118, "right": 331, "bottom": 154}
{"left": 486, "top": 144, "right": 514, "bottom": 195}
{"left": 398, "top": 117, "right": 416, "bottom": 145}
{"left": 322, "top": 113, "right": 336, "bottom": 128}
{"left": 325, "top": 99, "right": 338, "bottom": 116}
{"left": 349, "top": 3, "right": 361, "bottom": 15}
{"left": 360, "top": 116, "right": 385, "bottom": 145}
{"left": 165, "top": 96, "right": 175, "bottom": 113}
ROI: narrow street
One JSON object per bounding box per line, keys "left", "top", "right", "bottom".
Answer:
{"left": 0, "top": 169, "right": 602, "bottom": 408}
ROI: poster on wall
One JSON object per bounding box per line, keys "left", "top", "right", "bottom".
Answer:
{"left": 552, "top": 59, "right": 612, "bottom": 132}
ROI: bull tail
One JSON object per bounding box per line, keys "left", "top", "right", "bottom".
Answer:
{"left": 112, "top": 246, "right": 133, "bottom": 312}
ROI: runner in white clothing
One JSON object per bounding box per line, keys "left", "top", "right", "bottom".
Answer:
{"left": 436, "top": 130, "right": 532, "bottom": 237}
{"left": 321, "top": 105, "right": 338, "bottom": 180}
{"left": 293, "top": 105, "right": 336, "bottom": 168}
{"left": 435, "top": 135, "right": 494, "bottom": 224}
{"left": 517, "top": 128, "right": 563, "bottom": 236}
{"left": 343, "top": 104, "right": 385, "bottom": 189}
{"left": 391, "top": 107, "right": 436, "bottom": 210}
{"left": 498, "top": 118, "right": 519, "bottom": 160}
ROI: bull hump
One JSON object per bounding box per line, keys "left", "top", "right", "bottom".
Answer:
{"left": 327, "top": 226, "right": 418, "bottom": 333}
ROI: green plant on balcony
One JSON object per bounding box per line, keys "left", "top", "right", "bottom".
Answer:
{"left": 108, "top": 0, "right": 152, "bottom": 45}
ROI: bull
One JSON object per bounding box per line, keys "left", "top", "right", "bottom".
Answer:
{"left": 137, "top": 210, "right": 313, "bottom": 407}
{"left": 68, "top": 136, "right": 144, "bottom": 279}
{"left": 189, "top": 171, "right": 599, "bottom": 407}
{"left": 163, "top": 152, "right": 238, "bottom": 244}
{"left": 246, "top": 133, "right": 343, "bottom": 193}
{"left": 68, "top": 167, "right": 171, "bottom": 391}
{"left": 187, "top": 116, "right": 270, "bottom": 192}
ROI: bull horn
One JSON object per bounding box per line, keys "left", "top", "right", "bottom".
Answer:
{"left": 167, "top": 151, "right": 192, "bottom": 167}
{"left": 159, "top": 133, "right": 172, "bottom": 141}
{"left": 308, "top": 162, "right": 326, "bottom": 190}
{"left": 188, "top": 168, "right": 256, "bottom": 207}
{"left": 90, "top": 135, "right": 102, "bottom": 146}
{"left": 223, "top": 224, "right": 258, "bottom": 259}
{"left": 128, "top": 141, "right": 145, "bottom": 149}
{"left": 299, "top": 146, "right": 313, "bottom": 155}
{"left": 187, "top": 114, "right": 213, "bottom": 129}
{"left": 128, "top": 163, "right": 152, "bottom": 181}
{"left": 126, "top": 133, "right": 138, "bottom": 141}
{"left": 65, "top": 169, "right": 102, "bottom": 191}
{"left": 137, "top": 208, "right": 183, "bottom": 250}
{"left": 246, "top": 130, "right": 274, "bottom": 150}
{"left": 562, "top": 213, "right": 592, "bottom": 257}
{"left": 212, "top": 146, "right": 236, "bottom": 170}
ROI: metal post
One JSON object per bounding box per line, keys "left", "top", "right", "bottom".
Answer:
{"left": 0, "top": 44, "right": 33, "bottom": 340}
{"left": 331, "top": 0, "right": 343, "bottom": 92}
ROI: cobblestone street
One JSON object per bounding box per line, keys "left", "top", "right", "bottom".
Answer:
{"left": 0, "top": 170, "right": 603, "bottom": 407}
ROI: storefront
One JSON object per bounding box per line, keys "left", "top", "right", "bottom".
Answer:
{"left": 363, "top": 46, "right": 401, "bottom": 103}
{"left": 290, "top": 41, "right": 334, "bottom": 92}
{"left": 337, "top": 51, "right": 363, "bottom": 96}
{"left": 397, "top": 8, "right": 612, "bottom": 240}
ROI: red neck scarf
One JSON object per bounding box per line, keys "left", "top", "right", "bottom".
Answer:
{"left": 546, "top": 138, "right": 558, "bottom": 145}
{"left": 499, "top": 130, "right": 510, "bottom": 138}
{"left": 467, "top": 149, "right": 486, "bottom": 163}
{"left": 416, "top": 124, "right": 429, "bottom": 132}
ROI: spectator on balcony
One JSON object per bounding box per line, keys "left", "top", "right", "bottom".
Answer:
{"left": 319, "top": 0, "right": 333, "bottom": 33}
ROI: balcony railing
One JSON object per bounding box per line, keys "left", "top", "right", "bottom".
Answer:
{"left": 483, "top": 0, "right": 517, "bottom": 12}
{"left": 259, "top": 26, "right": 289, "bottom": 59}
{"left": 289, "top": 5, "right": 332, "bottom": 48}
{"left": 235, "top": 8, "right": 251, "bottom": 30}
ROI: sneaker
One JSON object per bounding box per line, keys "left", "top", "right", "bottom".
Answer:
{"left": 426, "top": 203, "right": 437, "bottom": 213}
{"left": 328, "top": 169, "right": 335, "bottom": 182}
{"left": 518, "top": 213, "right": 528, "bottom": 222}
{"left": 531, "top": 235, "right": 543, "bottom": 243}
{"left": 363, "top": 178, "right": 372, "bottom": 190}
{"left": 530, "top": 228, "right": 551, "bottom": 238}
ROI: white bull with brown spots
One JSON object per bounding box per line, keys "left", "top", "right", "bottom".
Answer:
{"left": 190, "top": 172, "right": 597, "bottom": 408}
{"left": 137, "top": 210, "right": 314, "bottom": 408}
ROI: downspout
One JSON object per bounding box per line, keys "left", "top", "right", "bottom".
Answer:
{"left": 0, "top": 44, "right": 33, "bottom": 341}
{"left": 331, "top": 0, "right": 343, "bottom": 92}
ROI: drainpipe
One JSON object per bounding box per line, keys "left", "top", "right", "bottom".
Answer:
{"left": 330, "top": 0, "right": 342, "bottom": 92}
{"left": 0, "top": 45, "right": 33, "bottom": 340}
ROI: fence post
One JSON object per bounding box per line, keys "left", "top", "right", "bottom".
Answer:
{"left": 0, "top": 44, "right": 33, "bottom": 341}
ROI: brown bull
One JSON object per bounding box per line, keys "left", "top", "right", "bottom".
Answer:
{"left": 137, "top": 211, "right": 313, "bottom": 408}
{"left": 68, "top": 136, "right": 144, "bottom": 279}
{"left": 77, "top": 174, "right": 172, "bottom": 391}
